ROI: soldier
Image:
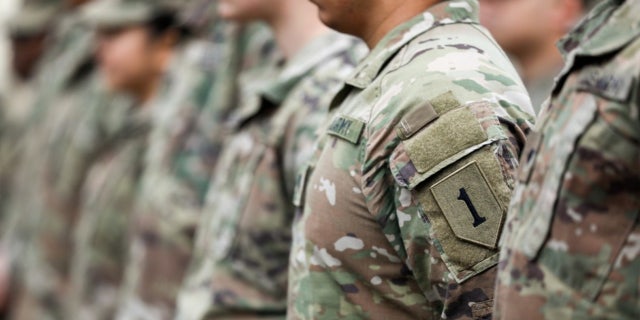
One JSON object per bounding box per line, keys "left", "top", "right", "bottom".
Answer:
{"left": 174, "top": 0, "right": 366, "bottom": 318}
{"left": 0, "top": 1, "right": 61, "bottom": 215}
{"left": 115, "top": 2, "right": 278, "bottom": 319}
{"left": 495, "top": 1, "right": 640, "bottom": 319}
{"left": 286, "top": 0, "right": 534, "bottom": 319}
{"left": 64, "top": 0, "right": 186, "bottom": 319}
{"left": 479, "top": 0, "right": 596, "bottom": 113}
{"left": 0, "top": 0, "right": 110, "bottom": 318}
{"left": 4, "top": 1, "right": 59, "bottom": 133}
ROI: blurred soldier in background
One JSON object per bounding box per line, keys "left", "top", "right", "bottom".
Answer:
{"left": 174, "top": 0, "right": 365, "bottom": 318}
{"left": 0, "top": 0, "right": 58, "bottom": 227}
{"left": 0, "top": 0, "right": 59, "bottom": 309}
{"left": 496, "top": 1, "right": 640, "bottom": 318}
{"left": 0, "top": 0, "right": 132, "bottom": 318}
{"left": 62, "top": 0, "right": 186, "bottom": 319}
{"left": 0, "top": 5, "right": 59, "bottom": 311}
{"left": 0, "top": 1, "right": 59, "bottom": 221}
{"left": 480, "top": 0, "right": 596, "bottom": 113}
{"left": 4, "top": 2, "right": 58, "bottom": 133}
{"left": 116, "top": 1, "right": 278, "bottom": 318}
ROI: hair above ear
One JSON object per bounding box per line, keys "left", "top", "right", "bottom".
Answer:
{"left": 146, "top": 11, "right": 190, "bottom": 43}
{"left": 580, "top": 0, "right": 599, "bottom": 11}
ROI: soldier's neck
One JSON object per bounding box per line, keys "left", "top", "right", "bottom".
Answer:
{"left": 359, "top": 0, "right": 437, "bottom": 48}
{"left": 266, "top": 1, "right": 330, "bottom": 60}
{"left": 516, "top": 40, "right": 564, "bottom": 85}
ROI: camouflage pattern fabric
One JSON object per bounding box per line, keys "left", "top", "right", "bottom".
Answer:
{"left": 1, "top": 9, "right": 95, "bottom": 247}
{"left": 0, "top": 79, "right": 36, "bottom": 220}
{"left": 0, "top": 10, "right": 129, "bottom": 319}
{"left": 7, "top": 78, "right": 128, "bottom": 320}
{"left": 116, "top": 22, "right": 277, "bottom": 320}
{"left": 495, "top": 1, "right": 640, "bottom": 319}
{"left": 64, "top": 94, "right": 153, "bottom": 320}
{"left": 175, "top": 32, "right": 366, "bottom": 320}
{"left": 286, "top": 1, "right": 535, "bottom": 319}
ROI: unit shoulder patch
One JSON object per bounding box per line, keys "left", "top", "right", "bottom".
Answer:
{"left": 430, "top": 161, "right": 504, "bottom": 249}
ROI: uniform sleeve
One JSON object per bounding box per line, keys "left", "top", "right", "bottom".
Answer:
{"left": 388, "top": 97, "right": 525, "bottom": 319}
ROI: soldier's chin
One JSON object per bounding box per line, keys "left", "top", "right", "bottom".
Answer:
{"left": 316, "top": 11, "right": 346, "bottom": 34}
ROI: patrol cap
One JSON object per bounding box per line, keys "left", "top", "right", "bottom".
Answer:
{"left": 179, "top": 0, "right": 217, "bottom": 33}
{"left": 7, "top": 2, "right": 62, "bottom": 37}
{"left": 80, "top": 0, "right": 183, "bottom": 30}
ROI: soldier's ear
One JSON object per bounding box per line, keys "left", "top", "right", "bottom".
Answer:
{"left": 157, "top": 29, "right": 180, "bottom": 49}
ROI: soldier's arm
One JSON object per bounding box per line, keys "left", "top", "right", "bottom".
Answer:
{"left": 389, "top": 94, "right": 526, "bottom": 319}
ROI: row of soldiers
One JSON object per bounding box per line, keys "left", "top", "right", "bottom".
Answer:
{"left": 0, "top": 0, "right": 637, "bottom": 319}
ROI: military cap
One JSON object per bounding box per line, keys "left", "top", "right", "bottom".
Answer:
{"left": 80, "top": 0, "right": 183, "bottom": 29}
{"left": 7, "top": 2, "right": 62, "bottom": 37}
{"left": 178, "top": 0, "right": 218, "bottom": 33}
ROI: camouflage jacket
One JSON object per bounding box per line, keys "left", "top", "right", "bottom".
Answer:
{"left": 116, "top": 22, "right": 276, "bottom": 320}
{"left": 65, "top": 96, "right": 153, "bottom": 320}
{"left": 495, "top": 1, "right": 640, "bottom": 319}
{"left": 286, "top": 1, "right": 535, "bottom": 319}
{"left": 175, "top": 32, "right": 365, "bottom": 320}
{"left": 1, "top": 10, "right": 96, "bottom": 257}
{"left": 1, "top": 11, "right": 130, "bottom": 319}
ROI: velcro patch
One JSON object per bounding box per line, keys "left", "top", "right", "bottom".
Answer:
{"left": 430, "top": 161, "right": 504, "bottom": 249}
{"left": 405, "top": 106, "right": 488, "bottom": 174}
{"left": 430, "top": 91, "right": 462, "bottom": 114}
{"left": 327, "top": 115, "right": 365, "bottom": 144}
{"left": 397, "top": 101, "right": 439, "bottom": 140}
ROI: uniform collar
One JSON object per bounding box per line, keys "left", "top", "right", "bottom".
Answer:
{"left": 229, "top": 32, "right": 354, "bottom": 129}
{"left": 558, "top": 0, "right": 640, "bottom": 58}
{"left": 346, "top": 0, "right": 479, "bottom": 89}
{"left": 259, "top": 32, "right": 354, "bottom": 105}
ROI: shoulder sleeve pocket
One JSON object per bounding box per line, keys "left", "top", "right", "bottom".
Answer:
{"left": 391, "top": 102, "right": 516, "bottom": 283}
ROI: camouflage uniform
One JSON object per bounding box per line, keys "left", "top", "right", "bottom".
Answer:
{"left": 1, "top": 3, "right": 95, "bottom": 246}
{"left": 0, "top": 1, "right": 60, "bottom": 220}
{"left": 286, "top": 1, "right": 535, "bottom": 319}
{"left": 175, "top": 32, "right": 365, "bottom": 319}
{"left": 1, "top": 8, "right": 111, "bottom": 319}
{"left": 116, "top": 19, "right": 277, "bottom": 320}
{"left": 62, "top": 1, "right": 184, "bottom": 319}
{"left": 495, "top": 1, "right": 640, "bottom": 319}
{"left": 66, "top": 92, "right": 150, "bottom": 320}
{"left": 2, "top": 1, "right": 60, "bottom": 136}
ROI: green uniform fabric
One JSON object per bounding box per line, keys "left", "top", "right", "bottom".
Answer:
{"left": 495, "top": 1, "right": 640, "bottom": 319}
{"left": 175, "top": 32, "right": 366, "bottom": 320}
{"left": 286, "top": 1, "right": 535, "bottom": 319}
{"left": 0, "top": 9, "right": 131, "bottom": 319}
{"left": 115, "top": 21, "right": 277, "bottom": 320}
{"left": 66, "top": 93, "right": 151, "bottom": 320}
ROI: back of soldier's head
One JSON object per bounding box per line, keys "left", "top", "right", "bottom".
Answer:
{"left": 82, "top": 0, "right": 186, "bottom": 99}
{"left": 8, "top": 0, "right": 62, "bottom": 38}
{"left": 480, "top": 0, "right": 588, "bottom": 58}
{"left": 8, "top": 0, "right": 63, "bottom": 79}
